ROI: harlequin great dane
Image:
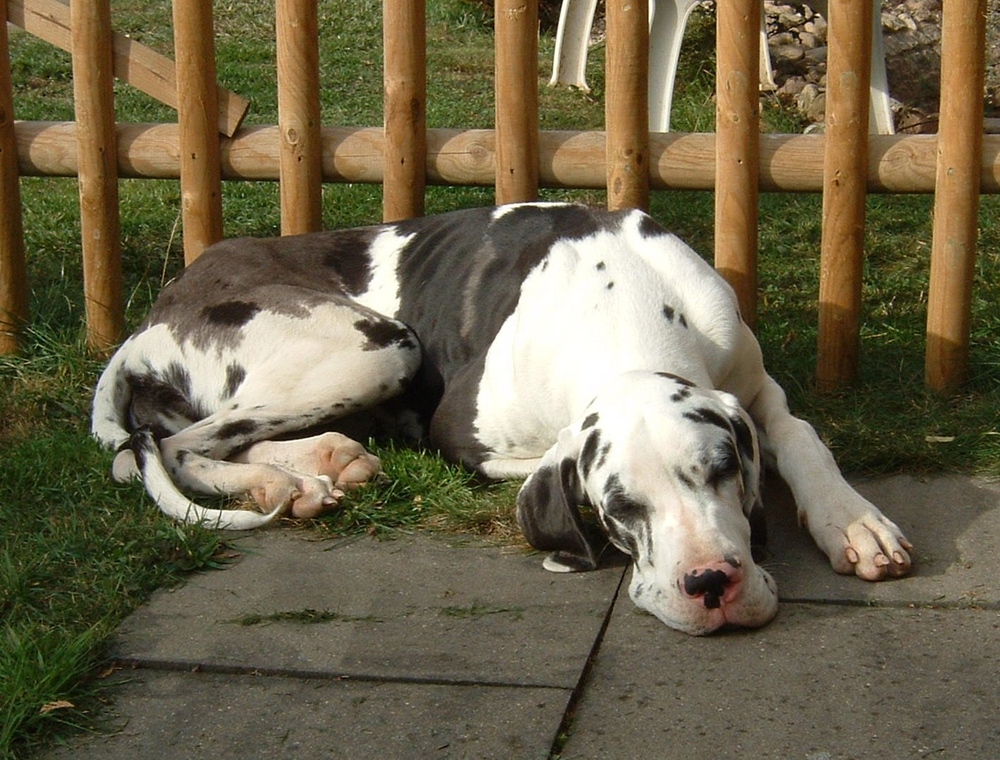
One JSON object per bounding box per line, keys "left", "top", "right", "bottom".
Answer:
{"left": 92, "top": 202, "right": 913, "bottom": 635}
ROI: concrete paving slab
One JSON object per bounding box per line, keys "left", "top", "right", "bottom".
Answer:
{"left": 560, "top": 601, "right": 1000, "bottom": 760}
{"left": 763, "top": 475, "right": 1000, "bottom": 607}
{"left": 37, "top": 474, "right": 1000, "bottom": 760}
{"left": 114, "top": 532, "right": 626, "bottom": 688}
{"left": 43, "top": 669, "right": 567, "bottom": 759}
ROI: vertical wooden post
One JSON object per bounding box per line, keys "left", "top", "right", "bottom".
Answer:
{"left": 71, "top": 0, "right": 122, "bottom": 351}
{"left": 383, "top": 0, "right": 426, "bottom": 221}
{"left": 277, "top": 0, "right": 323, "bottom": 234}
{"left": 925, "top": 0, "right": 986, "bottom": 391}
{"left": 172, "top": 0, "right": 223, "bottom": 263}
{"left": 605, "top": 0, "right": 649, "bottom": 211}
{"left": 0, "top": 5, "right": 28, "bottom": 353}
{"left": 494, "top": 0, "right": 539, "bottom": 204}
{"left": 816, "top": 0, "right": 872, "bottom": 391}
{"left": 715, "top": 0, "right": 760, "bottom": 328}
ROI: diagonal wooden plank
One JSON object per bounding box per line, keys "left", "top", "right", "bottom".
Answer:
{"left": 7, "top": 0, "right": 249, "bottom": 136}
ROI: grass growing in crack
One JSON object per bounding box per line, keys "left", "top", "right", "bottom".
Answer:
{"left": 439, "top": 603, "right": 526, "bottom": 620}
{"left": 229, "top": 609, "right": 383, "bottom": 626}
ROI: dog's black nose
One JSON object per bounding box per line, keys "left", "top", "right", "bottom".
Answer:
{"left": 683, "top": 569, "right": 729, "bottom": 608}
{"left": 682, "top": 562, "right": 742, "bottom": 609}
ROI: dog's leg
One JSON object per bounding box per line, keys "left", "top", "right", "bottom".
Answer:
{"left": 161, "top": 446, "right": 339, "bottom": 518}
{"left": 232, "top": 432, "right": 382, "bottom": 491}
{"left": 155, "top": 415, "right": 349, "bottom": 519}
{"left": 150, "top": 310, "right": 421, "bottom": 520}
{"left": 748, "top": 374, "right": 913, "bottom": 580}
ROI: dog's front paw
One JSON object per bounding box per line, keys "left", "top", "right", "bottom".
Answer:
{"left": 803, "top": 507, "right": 913, "bottom": 581}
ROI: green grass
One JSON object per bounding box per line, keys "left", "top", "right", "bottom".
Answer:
{"left": 2, "top": 1, "right": 999, "bottom": 755}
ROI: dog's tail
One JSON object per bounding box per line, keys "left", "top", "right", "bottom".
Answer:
{"left": 93, "top": 343, "right": 282, "bottom": 529}
{"left": 131, "top": 427, "right": 284, "bottom": 530}
{"left": 92, "top": 339, "right": 158, "bottom": 484}
{"left": 91, "top": 339, "right": 134, "bottom": 452}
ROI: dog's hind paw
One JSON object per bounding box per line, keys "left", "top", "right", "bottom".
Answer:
{"left": 112, "top": 449, "right": 139, "bottom": 483}
{"left": 288, "top": 475, "right": 345, "bottom": 519}
{"left": 314, "top": 433, "right": 382, "bottom": 490}
{"left": 249, "top": 473, "right": 343, "bottom": 520}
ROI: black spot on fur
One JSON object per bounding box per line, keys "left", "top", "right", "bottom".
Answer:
{"left": 202, "top": 300, "right": 260, "bottom": 328}
{"left": 655, "top": 371, "right": 694, "bottom": 387}
{"left": 675, "top": 467, "right": 696, "bottom": 490}
{"left": 600, "top": 475, "right": 652, "bottom": 560}
{"left": 604, "top": 489, "right": 649, "bottom": 525}
{"left": 391, "top": 204, "right": 612, "bottom": 387}
{"left": 671, "top": 386, "right": 692, "bottom": 402}
{"left": 130, "top": 427, "right": 158, "bottom": 468}
{"left": 217, "top": 419, "right": 259, "bottom": 440}
{"left": 162, "top": 362, "right": 192, "bottom": 396}
{"left": 354, "top": 318, "right": 416, "bottom": 351}
{"left": 125, "top": 364, "right": 202, "bottom": 438}
{"left": 319, "top": 229, "right": 375, "bottom": 295}
{"left": 223, "top": 363, "right": 246, "bottom": 399}
{"left": 705, "top": 440, "right": 741, "bottom": 490}
{"left": 730, "top": 413, "right": 756, "bottom": 463}
{"left": 637, "top": 212, "right": 668, "bottom": 239}
{"left": 595, "top": 442, "right": 611, "bottom": 471}
{"left": 683, "top": 407, "right": 731, "bottom": 432}
{"left": 579, "top": 429, "right": 601, "bottom": 477}
{"left": 662, "top": 304, "right": 676, "bottom": 322}
{"left": 596, "top": 261, "right": 606, "bottom": 271}
{"left": 581, "top": 412, "right": 599, "bottom": 429}
{"left": 606, "top": 281, "right": 614, "bottom": 290}
{"left": 679, "top": 313, "right": 688, "bottom": 328}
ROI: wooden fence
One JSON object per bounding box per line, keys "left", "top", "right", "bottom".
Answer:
{"left": 0, "top": 0, "right": 990, "bottom": 392}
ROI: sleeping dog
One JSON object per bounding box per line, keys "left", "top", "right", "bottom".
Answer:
{"left": 92, "top": 203, "right": 912, "bottom": 634}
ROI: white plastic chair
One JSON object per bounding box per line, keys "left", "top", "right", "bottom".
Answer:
{"left": 549, "top": 0, "right": 893, "bottom": 134}
{"left": 865, "top": 5, "right": 894, "bottom": 134}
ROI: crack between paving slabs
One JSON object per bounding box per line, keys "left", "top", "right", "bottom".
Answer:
{"left": 546, "top": 563, "right": 629, "bottom": 759}
{"left": 108, "top": 655, "right": 593, "bottom": 691}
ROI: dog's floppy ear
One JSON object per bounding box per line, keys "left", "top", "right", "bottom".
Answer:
{"left": 719, "top": 392, "right": 768, "bottom": 561}
{"left": 517, "top": 434, "right": 598, "bottom": 573}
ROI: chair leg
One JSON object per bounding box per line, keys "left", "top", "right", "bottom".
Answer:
{"left": 759, "top": 4, "right": 776, "bottom": 89}
{"left": 550, "top": 0, "right": 890, "bottom": 134}
{"left": 648, "top": 0, "right": 701, "bottom": 132}
{"left": 550, "top": 0, "right": 600, "bottom": 90}
{"left": 868, "top": 5, "right": 895, "bottom": 134}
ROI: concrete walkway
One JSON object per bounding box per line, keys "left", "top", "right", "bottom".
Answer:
{"left": 42, "top": 475, "right": 1000, "bottom": 759}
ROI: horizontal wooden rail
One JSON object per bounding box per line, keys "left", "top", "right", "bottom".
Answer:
{"left": 14, "top": 121, "right": 1000, "bottom": 193}
{"left": 8, "top": 0, "right": 249, "bottom": 137}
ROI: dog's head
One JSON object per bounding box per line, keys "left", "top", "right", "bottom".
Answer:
{"left": 516, "top": 371, "right": 778, "bottom": 635}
